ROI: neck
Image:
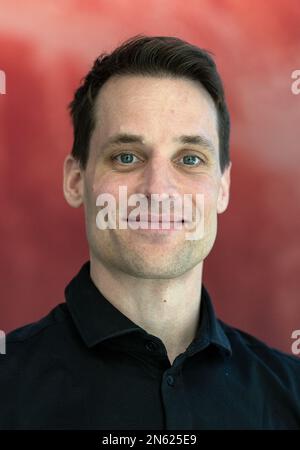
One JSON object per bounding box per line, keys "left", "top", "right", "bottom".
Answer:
{"left": 90, "top": 256, "right": 203, "bottom": 365}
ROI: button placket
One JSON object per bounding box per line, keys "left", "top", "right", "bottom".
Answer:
{"left": 161, "top": 370, "right": 193, "bottom": 429}
{"left": 166, "top": 374, "right": 175, "bottom": 387}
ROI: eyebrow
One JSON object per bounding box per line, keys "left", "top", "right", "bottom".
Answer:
{"left": 100, "top": 132, "right": 216, "bottom": 154}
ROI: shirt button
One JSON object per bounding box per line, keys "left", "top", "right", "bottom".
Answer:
{"left": 145, "top": 340, "right": 158, "bottom": 352}
{"left": 166, "top": 375, "right": 175, "bottom": 387}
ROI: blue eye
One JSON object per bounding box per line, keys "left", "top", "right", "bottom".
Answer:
{"left": 112, "top": 152, "right": 204, "bottom": 167}
{"left": 113, "top": 153, "right": 139, "bottom": 164}
{"left": 180, "top": 155, "right": 203, "bottom": 166}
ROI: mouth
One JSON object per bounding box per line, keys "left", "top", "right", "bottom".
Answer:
{"left": 124, "top": 216, "right": 188, "bottom": 234}
{"left": 126, "top": 216, "right": 185, "bottom": 223}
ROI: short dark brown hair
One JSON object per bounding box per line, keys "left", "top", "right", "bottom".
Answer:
{"left": 68, "top": 34, "right": 230, "bottom": 172}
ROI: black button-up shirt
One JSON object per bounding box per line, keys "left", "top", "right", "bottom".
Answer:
{"left": 1, "top": 261, "right": 300, "bottom": 430}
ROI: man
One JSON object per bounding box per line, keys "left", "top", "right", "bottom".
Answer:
{"left": 1, "top": 35, "right": 300, "bottom": 430}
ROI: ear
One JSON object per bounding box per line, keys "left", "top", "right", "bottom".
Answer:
{"left": 217, "top": 161, "right": 232, "bottom": 214}
{"left": 63, "top": 155, "right": 84, "bottom": 208}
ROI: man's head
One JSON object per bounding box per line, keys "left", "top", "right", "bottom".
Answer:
{"left": 63, "top": 35, "right": 232, "bottom": 279}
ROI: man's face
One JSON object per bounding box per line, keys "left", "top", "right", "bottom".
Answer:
{"left": 65, "top": 75, "right": 231, "bottom": 279}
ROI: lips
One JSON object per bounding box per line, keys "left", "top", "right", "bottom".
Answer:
{"left": 126, "top": 215, "right": 184, "bottom": 223}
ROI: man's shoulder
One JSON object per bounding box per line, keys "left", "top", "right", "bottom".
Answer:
{"left": 6, "top": 303, "right": 68, "bottom": 343}
{"left": 219, "top": 319, "right": 300, "bottom": 383}
{"left": 0, "top": 303, "right": 74, "bottom": 363}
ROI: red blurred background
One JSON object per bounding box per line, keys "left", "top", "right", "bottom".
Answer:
{"left": 0, "top": 0, "right": 299, "bottom": 355}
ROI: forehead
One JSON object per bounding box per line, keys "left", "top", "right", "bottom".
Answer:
{"left": 92, "top": 75, "right": 219, "bottom": 147}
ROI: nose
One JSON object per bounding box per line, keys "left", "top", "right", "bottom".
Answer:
{"left": 139, "top": 154, "right": 180, "bottom": 201}
{"left": 126, "top": 154, "right": 194, "bottom": 224}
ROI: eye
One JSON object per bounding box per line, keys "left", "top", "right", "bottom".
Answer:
{"left": 112, "top": 152, "right": 140, "bottom": 165}
{"left": 178, "top": 154, "right": 205, "bottom": 167}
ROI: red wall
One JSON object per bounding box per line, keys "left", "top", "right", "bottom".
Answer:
{"left": 0, "top": 0, "right": 299, "bottom": 355}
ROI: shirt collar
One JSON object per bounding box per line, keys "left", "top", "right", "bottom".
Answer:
{"left": 64, "top": 260, "right": 232, "bottom": 357}
{"left": 194, "top": 284, "right": 232, "bottom": 357}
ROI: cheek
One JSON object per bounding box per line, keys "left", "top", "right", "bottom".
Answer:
{"left": 89, "top": 178, "right": 124, "bottom": 229}
{"left": 195, "top": 186, "right": 218, "bottom": 242}
{"left": 204, "top": 187, "right": 218, "bottom": 211}
{"left": 91, "top": 177, "right": 120, "bottom": 203}
{"left": 192, "top": 178, "right": 219, "bottom": 218}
